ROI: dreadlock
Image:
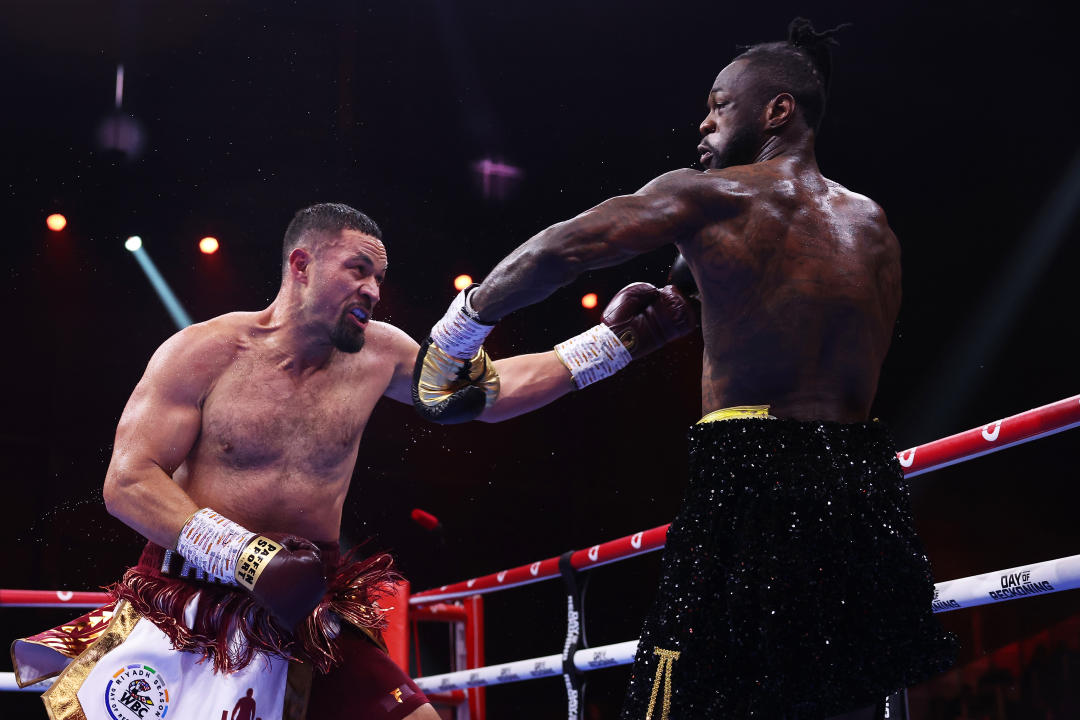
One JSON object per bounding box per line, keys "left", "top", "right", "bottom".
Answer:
{"left": 734, "top": 18, "right": 850, "bottom": 132}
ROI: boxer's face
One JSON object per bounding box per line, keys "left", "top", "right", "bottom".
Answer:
{"left": 697, "top": 59, "right": 762, "bottom": 170}
{"left": 309, "top": 229, "right": 387, "bottom": 353}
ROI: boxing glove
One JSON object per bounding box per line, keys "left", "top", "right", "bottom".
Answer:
{"left": 602, "top": 282, "right": 697, "bottom": 359}
{"left": 555, "top": 282, "right": 696, "bottom": 389}
{"left": 176, "top": 509, "right": 327, "bottom": 630}
{"left": 412, "top": 285, "right": 500, "bottom": 424}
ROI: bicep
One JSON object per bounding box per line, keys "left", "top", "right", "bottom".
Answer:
{"left": 109, "top": 349, "right": 206, "bottom": 480}
{"left": 111, "top": 376, "right": 203, "bottom": 477}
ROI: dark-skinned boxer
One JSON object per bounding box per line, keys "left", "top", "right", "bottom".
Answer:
{"left": 413, "top": 19, "right": 954, "bottom": 720}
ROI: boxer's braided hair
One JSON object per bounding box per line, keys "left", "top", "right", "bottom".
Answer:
{"left": 734, "top": 18, "right": 851, "bottom": 131}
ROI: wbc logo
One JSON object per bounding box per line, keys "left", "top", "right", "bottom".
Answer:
{"left": 631, "top": 532, "right": 643, "bottom": 550}
{"left": 530, "top": 562, "right": 541, "bottom": 577}
{"left": 104, "top": 664, "right": 169, "bottom": 720}
{"left": 587, "top": 545, "right": 600, "bottom": 562}
{"left": 56, "top": 591, "right": 73, "bottom": 602}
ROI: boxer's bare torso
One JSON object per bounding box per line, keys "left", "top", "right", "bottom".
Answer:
{"left": 676, "top": 158, "right": 901, "bottom": 422}
{"left": 104, "top": 225, "right": 573, "bottom": 553}
{"left": 171, "top": 313, "right": 410, "bottom": 542}
{"left": 471, "top": 158, "right": 901, "bottom": 425}
{"left": 103, "top": 225, "right": 427, "bottom": 550}
{"left": 470, "top": 58, "right": 901, "bottom": 427}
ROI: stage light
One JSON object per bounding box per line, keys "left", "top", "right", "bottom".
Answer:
{"left": 473, "top": 158, "right": 523, "bottom": 200}
{"left": 124, "top": 235, "right": 193, "bottom": 329}
{"left": 454, "top": 274, "right": 473, "bottom": 291}
{"left": 46, "top": 214, "right": 67, "bottom": 232}
{"left": 581, "top": 293, "right": 599, "bottom": 309}
{"left": 199, "top": 236, "right": 219, "bottom": 255}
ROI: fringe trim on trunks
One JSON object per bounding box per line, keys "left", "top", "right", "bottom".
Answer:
{"left": 108, "top": 543, "right": 400, "bottom": 675}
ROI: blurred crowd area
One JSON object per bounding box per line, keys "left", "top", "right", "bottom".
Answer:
{"left": 909, "top": 615, "right": 1080, "bottom": 720}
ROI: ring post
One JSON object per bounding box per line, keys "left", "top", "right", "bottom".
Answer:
{"left": 464, "top": 594, "right": 486, "bottom": 720}
{"left": 559, "top": 551, "right": 586, "bottom": 720}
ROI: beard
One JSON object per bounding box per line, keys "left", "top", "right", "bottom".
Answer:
{"left": 711, "top": 121, "right": 761, "bottom": 169}
{"left": 330, "top": 314, "right": 365, "bottom": 353}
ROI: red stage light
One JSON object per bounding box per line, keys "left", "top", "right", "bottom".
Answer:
{"left": 581, "top": 293, "right": 599, "bottom": 309}
{"left": 199, "top": 237, "right": 219, "bottom": 255}
{"left": 46, "top": 214, "right": 67, "bottom": 232}
{"left": 453, "top": 274, "right": 473, "bottom": 291}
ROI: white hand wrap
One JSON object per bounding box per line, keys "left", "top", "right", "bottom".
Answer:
{"left": 554, "top": 324, "right": 633, "bottom": 390}
{"left": 175, "top": 508, "right": 255, "bottom": 582}
{"left": 430, "top": 286, "right": 495, "bottom": 360}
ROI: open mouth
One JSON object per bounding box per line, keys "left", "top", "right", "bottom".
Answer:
{"left": 348, "top": 307, "right": 370, "bottom": 327}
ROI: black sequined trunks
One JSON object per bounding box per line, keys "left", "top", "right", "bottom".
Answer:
{"left": 621, "top": 418, "right": 955, "bottom": 719}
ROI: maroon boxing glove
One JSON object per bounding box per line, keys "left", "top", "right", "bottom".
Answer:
{"left": 176, "top": 509, "right": 328, "bottom": 631}
{"left": 602, "top": 282, "right": 698, "bottom": 359}
{"left": 234, "top": 533, "right": 327, "bottom": 630}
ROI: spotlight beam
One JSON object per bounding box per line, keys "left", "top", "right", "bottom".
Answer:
{"left": 127, "top": 240, "right": 193, "bottom": 330}
{"left": 912, "top": 146, "right": 1080, "bottom": 437}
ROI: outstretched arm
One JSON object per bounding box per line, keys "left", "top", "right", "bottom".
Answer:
{"left": 469, "top": 169, "right": 725, "bottom": 321}
{"left": 402, "top": 282, "right": 697, "bottom": 424}
{"left": 383, "top": 325, "right": 573, "bottom": 422}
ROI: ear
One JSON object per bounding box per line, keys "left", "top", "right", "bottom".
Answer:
{"left": 288, "top": 247, "right": 312, "bottom": 283}
{"left": 764, "top": 92, "right": 796, "bottom": 131}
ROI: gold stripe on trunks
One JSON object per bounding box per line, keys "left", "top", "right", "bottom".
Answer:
{"left": 644, "top": 647, "right": 681, "bottom": 720}
{"left": 42, "top": 600, "right": 142, "bottom": 720}
{"left": 235, "top": 535, "right": 284, "bottom": 591}
{"left": 697, "top": 404, "right": 774, "bottom": 424}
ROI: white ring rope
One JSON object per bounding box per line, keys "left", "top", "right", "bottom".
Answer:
{"left": 4, "top": 552, "right": 1077, "bottom": 693}
{"left": 4, "top": 396, "right": 1077, "bottom": 694}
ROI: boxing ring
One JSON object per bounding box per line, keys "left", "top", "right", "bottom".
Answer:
{"left": 4, "top": 393, "right": 1079, "bottom": 719}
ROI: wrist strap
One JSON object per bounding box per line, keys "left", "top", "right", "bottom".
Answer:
{"left": 430, "top": 285, "right": 496, "bottom": 360}
{"left": 175, "top": 508, "right": 255, "bottom": 583}
{"left": 554, "top": 324, "right": 633, "bottom": 389}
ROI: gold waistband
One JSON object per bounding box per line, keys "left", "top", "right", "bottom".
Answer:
{"left": 697, "top": 405, "right": 775, "bottom": 424}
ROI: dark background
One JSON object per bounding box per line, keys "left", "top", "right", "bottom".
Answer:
{"left": 2, "top": 0, "right": 1077, "bottom": 717}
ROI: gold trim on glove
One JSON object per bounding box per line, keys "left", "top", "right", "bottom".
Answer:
{"left": 417, "top": 342, "right": 500, "bottom": 409}
{"left": 235, "top": 536, "right": 285, "bottom": 591}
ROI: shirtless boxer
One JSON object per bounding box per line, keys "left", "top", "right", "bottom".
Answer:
{"left": 417, "top": 19, "right": 954, "bottom": 720}
{"left": 10, "top": 202, "right": 694, "bottom": 720}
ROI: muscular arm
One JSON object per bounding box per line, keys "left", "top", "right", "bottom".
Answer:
{"left": 382, "top": 324, "right": 573, "bottom": 421}
{"left": 480, "top": 352, "right": 573, "bottom": 422}
{"left": 469, "top": 169, "right": 731, "bottom": 321}
{"left": 102, "top": 328, "right": 220, "bottom": 548}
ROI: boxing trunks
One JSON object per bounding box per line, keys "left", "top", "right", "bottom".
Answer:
{"left": 12, "top": 542, "right": 428, "bottom": 719}
{"left": 621, "top": 407, "right": 955, "bottom": 719}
